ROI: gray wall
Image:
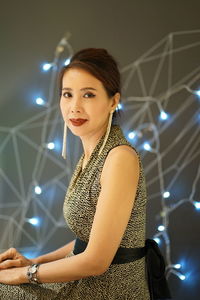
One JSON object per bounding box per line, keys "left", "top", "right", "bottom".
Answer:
{"left": 0, "top": 1, "right": 200, "bottom": 299}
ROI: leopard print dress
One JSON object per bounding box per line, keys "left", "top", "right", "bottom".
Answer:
{"left": 0, "top": 124, "right": 150, "bottom": 299}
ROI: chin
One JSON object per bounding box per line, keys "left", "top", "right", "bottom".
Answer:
{"left": 68, "top": 125, "right": 86, "bottom": 137}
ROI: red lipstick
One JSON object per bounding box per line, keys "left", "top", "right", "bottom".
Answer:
{"left": 70, "top": 119, "right": 87, "bottom": 126}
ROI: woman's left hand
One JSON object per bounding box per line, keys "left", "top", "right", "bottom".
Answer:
{"left": 0, "top": 266, "right": 28, "bottom": 285}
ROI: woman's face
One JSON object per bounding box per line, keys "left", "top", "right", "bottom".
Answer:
{"left": 60, "top": 68, "right": 119, "bottom": 138}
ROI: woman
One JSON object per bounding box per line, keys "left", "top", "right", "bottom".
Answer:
{"left": 0, "top": 48, "right": 150, "bottom": 299}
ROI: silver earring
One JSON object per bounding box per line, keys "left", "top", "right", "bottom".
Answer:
{"left": 98, "top": 110, "right": 114, "bottom": 156}
{"left": 62, "top": 122, "right": 67, "bottom": 159}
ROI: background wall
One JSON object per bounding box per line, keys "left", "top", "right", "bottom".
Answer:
{"left": 0, "top": 1, "right": 200, "bottom": 299}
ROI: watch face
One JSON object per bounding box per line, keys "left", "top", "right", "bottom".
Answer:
{"left": 30, "top": 265, "right": 37, "bottom": 273}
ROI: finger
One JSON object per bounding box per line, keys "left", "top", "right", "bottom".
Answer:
{"left": 0, "top": 258, "right": 24, "bottom": 269}
{"left": 0, "top": 256, "right": 32, "bottom": 269}
{"left": 0, "top": 259, "right": 16, "bottom": 269}
{"left": 0, "top": 248, "right": 18, "bottom": 262}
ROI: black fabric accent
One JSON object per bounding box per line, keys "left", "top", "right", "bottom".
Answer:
{"left": 73, "top": 237, "right": 146, "bottom": 263}
{"left": 73, "top": 238, "right": 87, "bottom": 255}
{"left": 145, "top": 239, "right": 172, "bottom": 299}
{"left": 73, "top": 237, "right": 172, "bottom": 299}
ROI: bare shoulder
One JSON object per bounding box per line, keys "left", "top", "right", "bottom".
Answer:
{"left": 107, "top": 144, "right": 139, "bottom": 164}
{"left": 100, "top": 145, "right": 139, "bottom": 185}
{"left": 110, "top": 144, "right": 138, "bottom": 156}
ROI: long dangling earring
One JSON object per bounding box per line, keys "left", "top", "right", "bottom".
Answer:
{"left": 62, "top": 122, "right": 67, "bottom": 159}
{"left": 98, "top": 110, "right": 114, "bottom": 156}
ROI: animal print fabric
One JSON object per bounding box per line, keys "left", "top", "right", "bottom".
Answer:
{"left": 0, "top": 124, "right": 150, "bottom": 299}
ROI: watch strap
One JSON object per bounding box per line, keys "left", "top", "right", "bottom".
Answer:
{"left": 27, "top": 263, "right": 41, "bottom": 284}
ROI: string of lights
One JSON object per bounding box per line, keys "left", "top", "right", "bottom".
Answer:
{"left": 0, "top": 30, "right": 199, "bottom": 285}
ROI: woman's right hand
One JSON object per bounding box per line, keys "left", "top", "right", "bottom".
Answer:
{"left": 0, "top": 247, "right": 32, "bottom": 269}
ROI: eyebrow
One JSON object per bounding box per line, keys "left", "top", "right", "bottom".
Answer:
{"left": 62, "top": 87, "right": 97, "bottom": 91}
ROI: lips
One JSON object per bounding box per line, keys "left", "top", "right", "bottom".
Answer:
{"left": 70, "top": 118, "right": 87, "bottom": 126}
{"left": 70, "top": 118, "right": 87, "bottom": 121}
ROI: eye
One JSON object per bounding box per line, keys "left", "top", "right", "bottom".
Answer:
{"left": 62, "top": 92, "right": 72, "bottom": 98}
{"left": 84, "top": 92, "right": 96, "bottom": 98}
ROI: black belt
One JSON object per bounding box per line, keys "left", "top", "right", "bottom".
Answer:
{"left": 73, "top": 237, "right": 172, "bottom": 300}
{"left": 73, "top": 238, "right": 146, "bottom": 264}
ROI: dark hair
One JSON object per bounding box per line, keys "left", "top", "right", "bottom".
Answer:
{"left": 58, "top": 48, "right": 122, "bottom": 122}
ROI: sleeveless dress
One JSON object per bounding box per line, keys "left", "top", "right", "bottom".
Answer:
{"left": 0, "top": 124, "right": 150, "bottom": 300}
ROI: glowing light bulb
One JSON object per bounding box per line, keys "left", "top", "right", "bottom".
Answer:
{"left": 27, "top": 217, "right": 40, "bottom": 226}
{"left": 174, "top": 264, "right": 181, "bottom": 269}
{"left": 34, "top": 185, "right": 42, "bottom": 195}
{"left": 163, "top": 191, "right": 170, "bottom": 198}
{"left": 128, "top": 131, "right": 136, "bottom": 140}
{"left": 36, "top": 97, "right": 45, "bottom": 106}
{"left": 154, "top": 237, "right": 161, "bottom": 244}
{"left": 158, "top": 225, "right": 165, "bottom": 232}
{"left": 179, "top": 274, "right": 186, "bottom": 280}
{"left": 42, "top": 63, "right": 52, "bottom": 71}
{"left": 194, "top": 201, "right": 200, "bottom": 209}
{"left": 47, "top": 142, "right": 55, "bottom": 150}
{"left": 160, "top": 111, "right": 169, "bottom": 120}
{"left": 117, "top": 103, "right": 123, "bottom": 110}
{"left": 64, "top": 58, "right": 71, "bottom": 66}
{"left": 195, "top": 89, "right": 200, "bottom": 97}
{"left": 143, "top": 142, "right": 151, "bottom": 151}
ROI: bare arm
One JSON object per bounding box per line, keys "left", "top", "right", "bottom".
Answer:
{"left": 0, "top": 250, "right": 102, "bottom": 285}
{"left": 0, "top": 240, "right": 76, "bottom": 269}
{"left": 31, "top": 239, "right": 76, "bottom": 264}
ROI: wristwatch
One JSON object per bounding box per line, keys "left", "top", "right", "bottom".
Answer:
{"left": 27, "top": 263, "right": 41, "bottom": 284}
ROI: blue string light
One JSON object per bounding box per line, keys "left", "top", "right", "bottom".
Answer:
{"left": 194, "top": 201, "right": 200, "bottom": 209}
{"left": 34, "top": 185, "right": 42, "bottom": 195}
{"left": 174, "top": 264, "right": 181, "bottom": 269}
{"left": 35, "top": 97, "right": 45, "bottom": 106}
{"left": 47, "top": 142, "right": 55, "bottom": 150}
{"left": 117, "top": 103, "right": 123, "bottom": 110}
{"left": 27, "top": 217, "right": 40, "bottom": 226}
{"left": 143, "top": 142, "right": 151, "bottom": 151}
{"left": 158, "top": 225, "right": 165, "bottom": 232}
{"left": 64, "top": 58, "right": 71, "bottom": 66}
{"left": 154, "top": 237, "right": 161, "bottom": 244}
{"left": 179, "top": 274, "right": 186, "bottom": 281}
{"left": 163, "top": 191, "right": 170, "bottom": 198}
{"left": 195, "top": 89, "right": 200, "bottom": 97}
{"left": 42, "top": 63, "right": 53, "bottom": 71}
{"left": 128, "top": 131, "right": 136, "bottom": 140}
{"left": 159, "top": 110, "right": 169, "bottom": 120}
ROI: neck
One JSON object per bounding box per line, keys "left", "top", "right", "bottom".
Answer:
{"left": 80, "top": 123, "right": 108, "bottom": 161}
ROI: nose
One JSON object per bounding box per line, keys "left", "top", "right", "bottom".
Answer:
{"left": 71, "top": 96, "right": 82, "bottom": 113}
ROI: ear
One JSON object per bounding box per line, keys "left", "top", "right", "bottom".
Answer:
{"left": 111, "top": 92, "right": 120, "bottom": 111}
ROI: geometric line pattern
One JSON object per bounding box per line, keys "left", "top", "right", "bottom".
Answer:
{"left": 0, "top": 30, "right": 199, "bottom": 286}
